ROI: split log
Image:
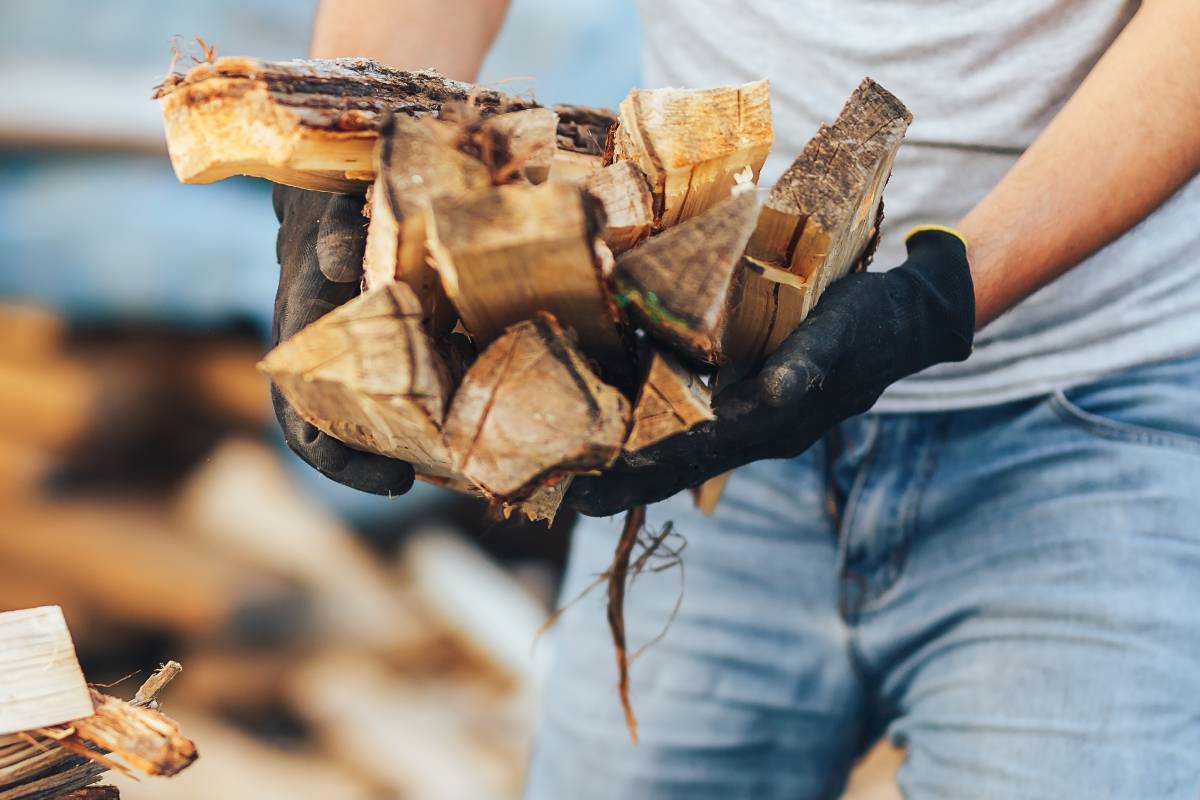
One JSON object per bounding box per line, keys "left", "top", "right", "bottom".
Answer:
{"left": 692, "top": 472, "right": 733, "bottom": 516}
{"left": 732, "top": 78, "right": 911, "bottom": 365}
{"left": 0, "top": 607, "right": 93, "bottom": 735}
{"left": 426, "top": 182, "right": 627, "bottom": 372}
{"left": 155, "top": 56, "right": 613, "bottom": 192}
{"left": 443, "top": 313, "right": 631, "bottom": 502}
{"left": 612, "top": 80, "right": 772, "bottom": 228}
{"left": 722, "top": 257, "right": 807, "bottom": 369}
{"left": 579, "top": 161, "right": 653, "bottom": 253}
{"left": 614, "top": 182, "right": 760, "bottom": 366}
{"left": 361, "top": 115, "right": 491, "bottom": 333}
{"left": 624, "top": 352, "right": 713, "bottom": 452}
{"left": 258, "top": 282, "right": 457, "bottom": 481}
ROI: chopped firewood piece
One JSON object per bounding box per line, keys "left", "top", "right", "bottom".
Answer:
{"left": 54, "top": 788, "right": 120, "bottom": 800}
{"left": 613, "top": 80, "right": 772, "bottom": 228}
{"left": 625, "top": 352, "right": 713, "bottom": 452}
{"left": 580, "top": 161, "right": 654, "bottom": 253}
{"left": 750, "top": 79, "right": 910, "bottom": 297}
{"left": 0, "top": 607, "right": 93, "bottom": 735}
{"left": 427, "top": 182, "right": 626, "bottom": 371}
{"left": 362, "top": 116, "right": 491, "bottom": 332}
{"left": 259, "top": 282, "right": 456, "bottom": 481}
{"left": 155, "top": 56, "right": 614, "bottom": 192}
{"left": 476, "top": 107, "right": 558, "bottom": 184}
{"left": 723, "top": 257, "right": 807, "bottom": 368}
{"left": 69, "top": 690, "right": 196, "bottom": 777}
{"left": 615, "top": 183, "right": 760, "bottom": 366}
{"left": 443, "top": 313, "right": 631, "bottom": 501}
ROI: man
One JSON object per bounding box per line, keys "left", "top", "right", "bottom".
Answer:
{"left": 273, "top": 1, "right": 1200, "bottom": 796}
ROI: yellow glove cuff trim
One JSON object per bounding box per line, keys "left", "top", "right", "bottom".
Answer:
{"left": 905, "top": 224, "right": 969, "bottom": 250}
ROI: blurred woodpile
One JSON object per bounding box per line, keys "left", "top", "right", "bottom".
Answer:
{"left": 0, "top": 303, "right": 563, "bottom": 800}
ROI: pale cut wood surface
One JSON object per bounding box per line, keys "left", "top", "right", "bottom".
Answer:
{"left": 443, "top": 313, "right": 630, "bottom": 501}
{"left": 614, "top": 80, "right": 772, "bottom": 228}
{"left": 0, "top": 607, "right": 93, "bottom": 735}
{"left": 580, "top": 161, "right": 654, "bottom": 253}
{"left": 625, "top": 352, "right": 713, "bottom": 452}
{"left": 427, "top": 182, "right": 626, "bottom": 371}
{"left": 615, "top": 183, "right": 760, "bottom": 366}
{"left": 723, "top": 256, "right": 807, "bottom": 369}
{"left": 259, "top": 282, "right": 456, "bottom": 480}
{"left": 362, "top": 115, "right": 492, "bottom": 333}
{"left": 156, "top": 57, "right": 614, "bottom": 192}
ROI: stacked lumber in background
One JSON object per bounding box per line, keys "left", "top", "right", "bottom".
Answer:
{"left": 0, "top": 607, "right": 196, "bottom": 800}
{"left": 157, "top": 56, "right": 911, "bottom": 520}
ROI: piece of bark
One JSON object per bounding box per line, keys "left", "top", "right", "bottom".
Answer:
{"left": 624, "top": 352, "right": 713, "bottom": 452}
{"left": 51, "top": 788, "right": 120, "bottom": 800}
{"left": 739, "top": 79, "right": 910, "bottom": 355}
{"left": 612, "top": 80, "right": 772, "bottom": 228}
{"left": 580, "top": 161, "right": 654, "bottom": 253}
{"left": 426, "top": 182, "right": 627, "bottom": 372}
{"left": 614, "top": 183, "right": 760, "bottom": 366}
{"left": 0, "top": 607, "right": 94, "bottom": 736}
{"left": 155, "top": 56, "right": 613, "bottom": 192}
{"left": 362, "top": 116, "right": 492, "bottom": 333}
{"left": 443, "top": 313, "right": 631, "bottom": 502}
{"left": 259, "top": 282, "right": 456, "bottom": 480}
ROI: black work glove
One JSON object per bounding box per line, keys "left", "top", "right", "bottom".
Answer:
{"left": 566, "top": 227, "right": 975, "bottom": 516}
{"left": 271, "top": 185, "right": 415, "bottom": 495}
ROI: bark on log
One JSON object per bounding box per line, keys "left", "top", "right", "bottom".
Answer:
{"left": 612, "top": 80, "right": 772, "bottom": 228}
{"left": 580, "top": 161, "right": 654, "bottom": 254}
{"left": 426, "top": 182, "right": 627, "bottom": 373}
{"left": 155, "top": 57, "right": 613, "bottom": 192}
{"left": 443, "top": 313, "right": 631, "bottom": 502}
{"left": 624, "top": 352, "right": 713, "bottom": 452}
{"left": 614, "top": 183, "right": 760, "bottom": 366}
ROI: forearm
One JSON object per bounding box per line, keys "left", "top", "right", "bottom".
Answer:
{"left": 959, "top": 0, "right": 1200, "bottom": 329}
{"left": 311, "top": 0, "right": 510, "bottom": 80}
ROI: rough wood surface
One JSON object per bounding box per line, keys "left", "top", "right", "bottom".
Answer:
{"left": 625, "top": 352, "right": 713, "bottom": 452}
{"left": 0, "top": 607, "right": 93, "bottom": 736}
{"left": 580, "top": 161, "right": 653, "bottom": 253}
{"left": 427, "top": 182, "right": 626, "bottom": 372}
{"left": 723, "top": 256, "right": 807, "bottom": 369}
{"left": 156, "top": 56, "right": 614, "bottom": 192}
{"left": 613, "top": 80, "right": 772, "bottom": 228}
{"left": 259, "top": 282, "right": 456, "bottom": 480}
{"left": 443, "top": 313, "right": 631, "bottom": 501}
{"left": 615, "top": 183, "right": 760, "bottom": 366}
{"left": 738, "top": 78, "right": 910, "bottom": 363}
{"left": 362, "top": 115, "right": 491, "bottom": 333}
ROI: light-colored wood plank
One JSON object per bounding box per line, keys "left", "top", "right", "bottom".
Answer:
{"left": 0, "top": 607, "right": 93, "bottom": 735}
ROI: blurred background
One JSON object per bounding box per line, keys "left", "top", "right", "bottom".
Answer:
{"left": 0, "top": 1, "right": 639, "bottom": 798}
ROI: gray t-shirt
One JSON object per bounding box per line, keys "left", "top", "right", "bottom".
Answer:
{"left": 638, "top": 0, "right": 1200, "bottom": 411}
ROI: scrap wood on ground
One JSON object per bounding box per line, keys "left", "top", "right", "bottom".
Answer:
{"left": 0, "top": 606, "right": 196, "bottom": 800}
{"left": 156, "top": 46, "right": 913, "bottom": 741}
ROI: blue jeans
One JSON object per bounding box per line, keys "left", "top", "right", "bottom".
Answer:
{"left": 526, "top": 353, "right": 1200, "bottom": 799}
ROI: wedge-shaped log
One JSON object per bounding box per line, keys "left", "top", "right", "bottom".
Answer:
{"left": 443, "top": 313, "right": 631, "bottom": 501}
{"left": 258, "top": 282, "right": 457, "bottom": 481}
{"left": 155, "top": 57, "right": 613, "bottom": 192}
{"left": 614, "top": 183, "right": 760, "bottom": 366}
{"left": 362, "top": 116, "right": 491, "bottom": 332}
{"left": 427, "top": 181, "right": 626, "bottom": 371}
{"left": 580, "top": 161, "right": 654, "bottom": 254}
{"left": 625, "top": 352, "right": 713, "bottom": 452}
{"left": 613, "top": 80, "right": 772, "bottom": 228}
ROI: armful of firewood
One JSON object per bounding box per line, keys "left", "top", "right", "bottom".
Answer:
{"left": 565, "top": 228, "right": 975, "bottom": 517}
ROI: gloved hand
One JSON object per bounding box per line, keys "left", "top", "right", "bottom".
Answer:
{"left": 566, "top": 227, "right": 975, "bottom": 516}
{"left": 271, "top": 185, "right": 415, "bottom": 495}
